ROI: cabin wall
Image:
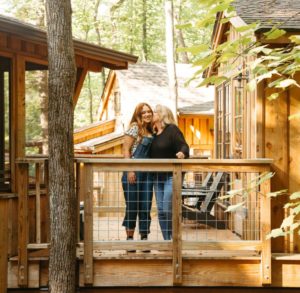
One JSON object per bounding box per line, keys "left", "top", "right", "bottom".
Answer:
{"left": 178, "top": 115, "right": 214, "bottom": 158}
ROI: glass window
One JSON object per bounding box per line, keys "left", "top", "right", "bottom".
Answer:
{"left": 0, "top": 56, "right": 12, "bottom": 191}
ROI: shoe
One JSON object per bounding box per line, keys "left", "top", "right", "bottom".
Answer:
{"left": 126, "top": 236, "right": 136, "bottom": 253}
{"left": 141, "top": 234, "right": 150, "bottom": 253}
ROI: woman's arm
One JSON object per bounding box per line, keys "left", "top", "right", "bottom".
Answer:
{"left": 172, "top": 125, "right": 190, "bottom": 159}
{"left": 123, "top": 134, "right": 137, "bottom": 184}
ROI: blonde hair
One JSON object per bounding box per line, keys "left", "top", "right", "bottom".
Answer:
{"left": 129, "top": 102, "right": 153, "bottom": 139}
{"left": 155, "top": 104, "right": 177, "bottom": 127}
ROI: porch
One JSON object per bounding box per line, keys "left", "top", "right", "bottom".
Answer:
{"left": 3, "top": 157, "right": 297, "bottom": 289}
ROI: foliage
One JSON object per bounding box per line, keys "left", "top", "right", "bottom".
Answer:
{"left": 182, "top": 0, "right": 300, "bottom": 238}
{"left": 2, "top": 0, "right": 209, "bottom": 129}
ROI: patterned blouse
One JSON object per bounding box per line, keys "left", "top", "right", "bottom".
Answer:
{"left": 125, "top": 123, "right": 139, "bottom": 156}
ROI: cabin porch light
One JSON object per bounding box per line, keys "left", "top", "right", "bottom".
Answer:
{"left": 233, "top": 70, "right": 249, "bottom": 88}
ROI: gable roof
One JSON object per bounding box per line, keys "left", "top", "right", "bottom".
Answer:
{"left": 0, "top": 15, "right": 138, "bottom": 69}
{"left": 115, "top": 63, "right": 214, "bottom": 115}
{"left": 233, "top": 0, "right": 300, "bottom": 31}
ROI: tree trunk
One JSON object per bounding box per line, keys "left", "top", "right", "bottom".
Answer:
{"left": 142, "top": 0, "right": 148, "bottom": 61}
{"left": 45, "top": 1, "right": 77, "bottom": 292}
{"left": 37, "top": 0, "right": 49, "bottom": 154}
{"left": 174, "top": 7, "right": 189, "bottom": 63}
{"left": 165, "top": 0, "right": 178, "bottom": 120}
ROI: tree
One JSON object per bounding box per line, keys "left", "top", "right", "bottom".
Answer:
{"left": 183, "top": 0, "right": 300, "bottom": 239}
{"left": 165, "top": 0, "right": 178, "bottom": 118}
{"left": 45, "top": 0, "right": 77, "bottom": 292}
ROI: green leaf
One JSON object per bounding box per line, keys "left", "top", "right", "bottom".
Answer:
{"left": 275, "top": 79, "right": 300, "bottom": 89}
{"left": 280, "top": 215, "right": 295, "bottom": 228}
{"left": 247, "top": 79, "right": 257, "bottom": 91}
{"left": 288, "top": 113, "right": 300, "bottom": 120}
{"left": 289, "top": 35, "right": 300, "bottom": 44}
{"left": 235, "top": 22, "right": 259, "bottom": 33}
{"left": 248, "top": 45, "right": 272, "bottom": 55}
{"left": 264, "top": 28, "right": 286, "bottom": 40}
{"left": 225, "top": 201, "right": 245, "bottom": 213}
{"left": 267, "top": 93, "right": 279, "bottom": 101}
{"left": 267, "top": 189, "right": 287, "bottom": 197}
{"left": 284, "top": 202, "right": 300, "bottom": 209}
{"left": 292, "top": 204, "right": 300, "bottom": 215}
{"left": 266, "top": 228, "right": 285, "bottom": 239}
{"left": 256, "top": 172, "right": 275, "bottom": 186}
{"left": 175, "top": 23, "right": 192, "bottom": 30}
{"left": 289, "top": 222, "right": 300, "bottom": 231}
{"left": 290, "top": 192, "right": 300, "bottom": 200}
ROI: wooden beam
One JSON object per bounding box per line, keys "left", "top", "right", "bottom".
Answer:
{"left": 0, "top": 198, "right": 8, "bottom": 293}
{"left": 73, "top": 67, "right": 88, "bottom": 109}
{"left": 83, "top": 163, "right": 94, "bottom": 285}
{"left": 16, "top": 162, "right": 29, "bottom": 287}
{"left": 261, "top": 167, "right": 272, "bottom": 285}
{"left": 172, "top": 164, "right": 182, "bottom": 285}
{"left": 35, "top": 163, "right": 41, "bottom": 244}
{"left": 99, "top": 71, "right": 116, "bottom": 121}
{"left": 11, "top": 55, "right": 25, "bottom": 192}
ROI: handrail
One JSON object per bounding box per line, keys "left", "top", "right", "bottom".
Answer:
{"left": 15, "top": 157, "right": 272, "bottom": 286}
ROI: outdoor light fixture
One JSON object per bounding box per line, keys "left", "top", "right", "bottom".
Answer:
{"left": 234, "top": 70, "right": 249, "bottom": 88}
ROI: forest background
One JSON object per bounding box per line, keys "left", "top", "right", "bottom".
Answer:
{"left": 0, "top": 0, "right": 211, "bottom": 148}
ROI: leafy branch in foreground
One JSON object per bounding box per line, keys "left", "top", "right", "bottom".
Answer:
{"left": 180, "top": 0, "right": 300, "bottom": 238}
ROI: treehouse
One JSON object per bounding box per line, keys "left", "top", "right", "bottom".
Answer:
{"left": 0, "top": 6, "right": 298, "bottom": 293}
{"left": 74, "top": 62, "right": 215, "bottom": 158}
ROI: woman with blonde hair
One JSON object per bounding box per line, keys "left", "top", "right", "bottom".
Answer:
{"left": 122, "top": 102, "right": 154, "bottom": 252}
{"left": 150, "top": 104, "right": 189, "bottom": 240}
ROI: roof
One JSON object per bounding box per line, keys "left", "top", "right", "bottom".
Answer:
{"left": 74, "top": 132, "right": 124, "bottom": 153}
{"left": 115, "top": 63, "right": 214, "bottom": 115}
{"left": 0, "top": 15, "right": 138, "bottom": 69}
{"left": 233, "top": 0, "right": 300, "bottom": 31}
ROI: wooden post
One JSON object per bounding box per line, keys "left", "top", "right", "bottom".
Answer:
{"left": 17, "top": 162, "right": 29, "bottom": 287}
{"left": 172, "top": 164, "right": 182, "bottom": 285}
{"left": 44, "top": 159, "right": 50, "bottom": 243}
{"left": 83, "top": 163, "right": 93, "bottom": 285}
{"left": 261, "top": 169, "right": 271, "bottom": 285}
{"left": 35, "top": 163, "right": 41, "bottom": 244}
{"left": 0, "top": 198, "right": 8, "bottom": 293}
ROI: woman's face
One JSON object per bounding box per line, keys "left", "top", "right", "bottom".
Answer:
{"left": 152, "top": 107, "right": 160, "bottom": 123}
{"left": 140, "top": 105, "right": 153, "bottom": 124}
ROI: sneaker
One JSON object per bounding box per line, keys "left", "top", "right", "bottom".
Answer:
{"left": 141, "top": 234, "right": 150, "bottom": 253}
{"left": 126, "top": 236, "right": 136, "bottom": 253}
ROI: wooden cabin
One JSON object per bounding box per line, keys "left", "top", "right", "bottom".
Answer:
{"left": 204, "top": 0, "right": 300, "bottom": 285}
{"left": 0, "top": 8, "right": 298, "bottom": 292}
{"left": 81, "top": 62, "right": 215, "bottom": 158}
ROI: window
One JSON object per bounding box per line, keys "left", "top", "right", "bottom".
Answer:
{"left": 0, "top": 56, "right": 12, "bottom": 191}
{"left": 216, "top": 82, "right": 232, "bottom": 159}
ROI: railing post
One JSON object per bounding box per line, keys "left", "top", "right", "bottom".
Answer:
{"left": 44, "top": 159, "right": 50, "bottom": 243}
{"left": 17, "top": 162, "right": 29, "bottom": 287}
{"left": 35, "top": 163, "right": 41, "bottom": 244}
{"left": 172, "top": 163, "right": 182, "bottom": 285}
{"left": 0, "top": 197, "right": 8, "bottom": 293}
{"left": 82, "top": 163, "right": 93, "bottom": 285}
{"left": 261, "top": 168, "right": 272, "bottom": 285}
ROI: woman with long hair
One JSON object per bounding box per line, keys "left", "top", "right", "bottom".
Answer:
{"left": 122, "top": 102, "right": 154, "bottom": 251}
{"left": 150, "top": 104, "right": 189, "bottom": 240}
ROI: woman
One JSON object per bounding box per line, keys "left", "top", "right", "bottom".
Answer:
{"left": 150, "top": 104, "right": 189, "bottom": 240}
{"left": 122, "top": 103, "right": 154, "bottom": 250}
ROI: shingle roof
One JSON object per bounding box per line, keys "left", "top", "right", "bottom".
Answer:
{"left": 116, "top": 63, "right": 214, "bottom": 115}
{"left": 233, "top": 0, "right": 300, "bottom": 30}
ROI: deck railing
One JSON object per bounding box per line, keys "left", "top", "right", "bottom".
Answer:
{"left": 13, "top": 157, "right": 272, "bottom": 287}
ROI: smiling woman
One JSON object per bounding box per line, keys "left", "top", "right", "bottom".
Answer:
{"left": 121, "top": 103, "right": 154, "bottom": 251}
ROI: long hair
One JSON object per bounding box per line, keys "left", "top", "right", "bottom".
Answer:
{"left": 155, "top": 104, "right": 177, "bottom": 127}
{"left": 129, "top": 102, "right": 153, "bottom": 139}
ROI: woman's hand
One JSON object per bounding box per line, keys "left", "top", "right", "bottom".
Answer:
{"left": 127, "top": 171, "right": 136, "bottom": 184}
{"left": 176, "top": 151, "right": 185, "bottom": 159}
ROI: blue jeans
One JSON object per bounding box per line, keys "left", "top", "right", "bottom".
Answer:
{"left": 153, "top": 173, "right": 173, "bottom": 240}
{"left": 122, "top": 172, "right": 153, "bottom": 235}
